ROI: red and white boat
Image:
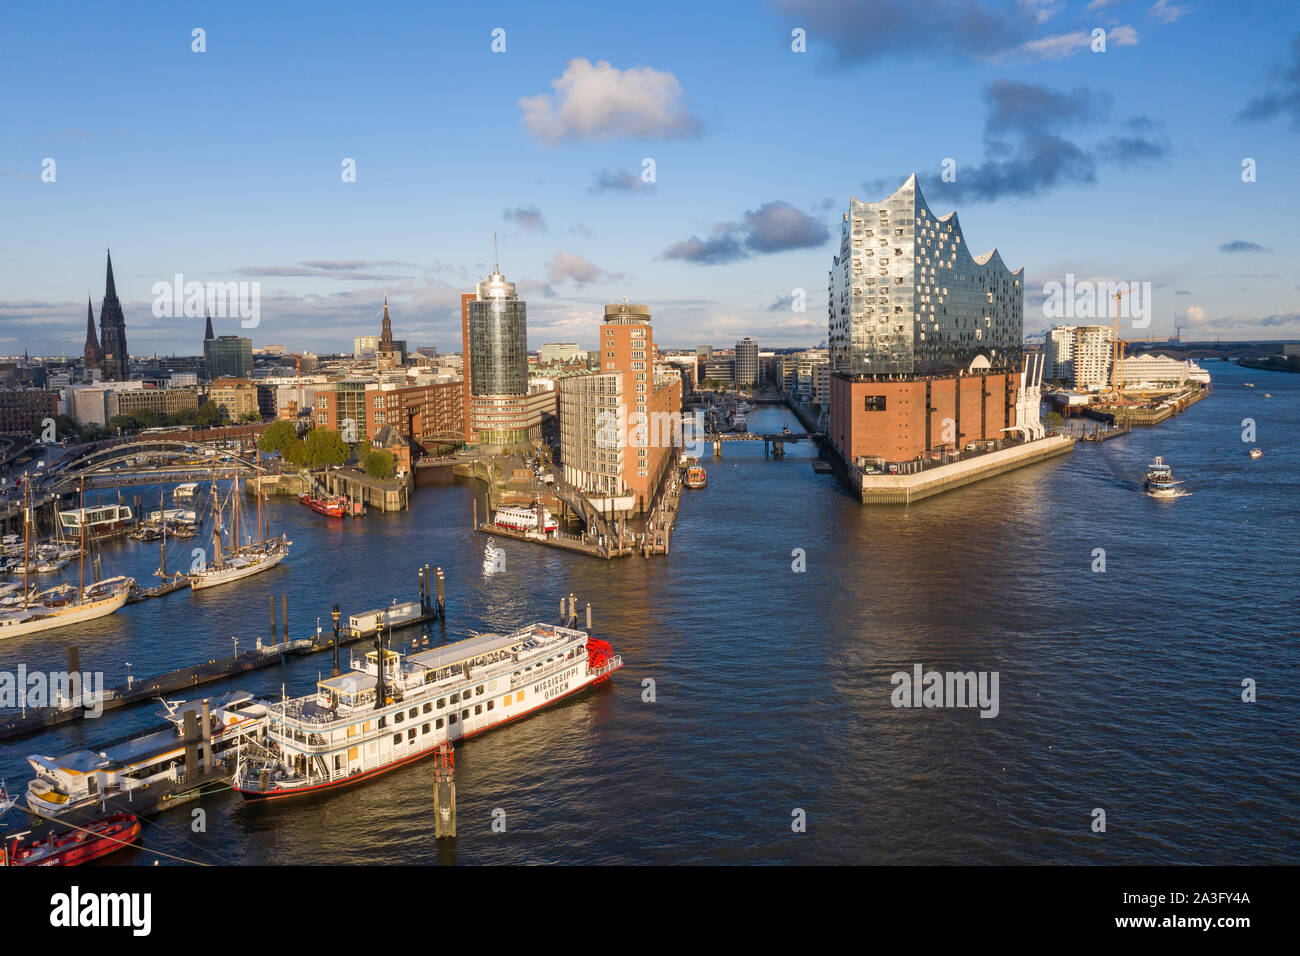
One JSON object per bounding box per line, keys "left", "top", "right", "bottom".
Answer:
{"left": 1, "top": 813, "right": 140, "bottom": 866}
{"left": 232, "top": 622, "right": 621, "bottom": 801}
{"left": 299, "top": 494, "right": 347, "bottom": 518}
{"left": 493, "top": 504, "right": 558, "bottom": 534}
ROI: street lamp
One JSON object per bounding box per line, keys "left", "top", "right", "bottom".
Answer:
{"left": 232, "top": 635, "right": 239, "bottom": 658}
{"left": 125, "top": 662, "right": 133, "bottom": 691}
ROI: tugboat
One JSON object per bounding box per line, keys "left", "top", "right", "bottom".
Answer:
{"left": 299, "top": 494, "right": 347, "bottom": 518}
{"left": 684, "top": 464, "right": 708, "bottom": 489}
{"left": 1, "top": 813, "right": 141, "bottom": 866}
{"left": 1144, "top": 456, "right": 1181, "bottom": 498}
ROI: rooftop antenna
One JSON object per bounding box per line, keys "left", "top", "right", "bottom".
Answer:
{"left": 493, "top": 231, "right": 499, "bottom": 271}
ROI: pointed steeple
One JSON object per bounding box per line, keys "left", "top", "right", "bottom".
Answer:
{"left": 379, "top": 293, "right": 393, "bottom": 349}
{"left": 99, "top": 248, "right": 129, "bottom": 380}
{"left": 105, "top": 248, "right": 117, "bottom": 299}
{"left": 83, "top": 297, "right": 103, "bottom": 371}
{"left": 204, "top": 313, "right": 215, "bottom": 340}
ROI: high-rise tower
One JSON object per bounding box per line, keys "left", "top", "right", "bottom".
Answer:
{"left": 99, "top": 249, "right": 130, "bottom": 381}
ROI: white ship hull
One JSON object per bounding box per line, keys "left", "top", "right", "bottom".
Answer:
{"left": 0, "top": 584, "right": 131, "bottom": 641}
{"left": 234, "top": 623, "right": 620, "bottom": 800}
{"left": 190, "top": 547, "right": 287, "bottom": 591}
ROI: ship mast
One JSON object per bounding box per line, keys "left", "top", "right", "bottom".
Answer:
{"left": 22, "top": 480, "right": 30, "bottom": 610}
{"left": 78, "top": 477, "right": 86, "bottom": 604}
{"left": 256, "top": 456, "right": 264, "bottom": 547}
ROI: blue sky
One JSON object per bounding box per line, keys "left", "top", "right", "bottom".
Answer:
{"left": 2, "top": 0, "right": 1298, "bottom": 357}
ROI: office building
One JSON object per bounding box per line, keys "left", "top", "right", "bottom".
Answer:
{"left": 205, "top": 335, "right": 253, "bottom": 380}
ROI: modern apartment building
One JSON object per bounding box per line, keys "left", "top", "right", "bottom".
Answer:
{"left": 1048, "top": 325, "right": 1114, "bottom": 389}
{"left": 735, "top": 337, "right": 759, "bottom": 386}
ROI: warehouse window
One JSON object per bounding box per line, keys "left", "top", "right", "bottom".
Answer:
{"left": 864, "top": 395, "right": 887, "bottom": 411}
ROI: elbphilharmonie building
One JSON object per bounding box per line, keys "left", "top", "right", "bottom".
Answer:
{"left": 828, "top": 174, "right": 1023, "bottom": 376}
{"left": 827, "top": 175, "right": 1032, "bottom": 466}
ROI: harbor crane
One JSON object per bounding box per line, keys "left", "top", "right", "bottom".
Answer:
{"left": 1108, "top": 289, "right": 1130, "bottom": 403}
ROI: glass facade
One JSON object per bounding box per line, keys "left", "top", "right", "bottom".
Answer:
{"left": 469, "top": 269, "right": 528, "bottom": 398}
{"left": 829, "top": 174, "right": 1023, "bottom": 376}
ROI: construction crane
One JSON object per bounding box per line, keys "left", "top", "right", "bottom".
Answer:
{"left": 1108, "top": 289, "right": 1130, "bottom": 403}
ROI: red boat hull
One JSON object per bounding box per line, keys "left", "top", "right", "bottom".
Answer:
{"left": 299, "top": 495, "right": 346, "bottom": 518}
{"left": 4, "top": 813, "right": 140, "bottom": 866}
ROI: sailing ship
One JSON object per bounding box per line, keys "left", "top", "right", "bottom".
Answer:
{"left": 189, "top": 462, "right": 291, "bottom": 591}
{"left": 232, "top": 622, "right": 621, "bottom": 801}
{"left": 0, "top": 480, "right": 133, "bottom": 640}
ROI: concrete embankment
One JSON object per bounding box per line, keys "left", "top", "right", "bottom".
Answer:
{"left": 855, "top": 435, "right": 1075, "bottom": 504}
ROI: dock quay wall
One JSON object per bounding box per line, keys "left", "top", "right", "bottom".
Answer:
{"left": 856, "top": 435, "right": 1075, "bottom": 504}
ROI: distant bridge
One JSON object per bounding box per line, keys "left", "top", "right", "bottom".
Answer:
{"left": 702, "top": 431, "right": 825, "bottom": 458}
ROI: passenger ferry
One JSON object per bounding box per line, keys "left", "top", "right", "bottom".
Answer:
{"left": 56, "top": 504, "right": 133, "bottom": 539}
{"left": 232, "top": 622, "right": 622, "bottom": 801}
{"left": 684, "top": 465, "right": 708, "bottom": 489}
{"left": 493, "top": 504, "right": 558, "bottom": 535}
{"left": 25, "top": 691, "right": 270, "bottom": 817}
{"left": 172, "top": 482, "right": 200, "bottom": 502}
{"left": 1144, "top": 456, "right": 1181, "bottom": 498}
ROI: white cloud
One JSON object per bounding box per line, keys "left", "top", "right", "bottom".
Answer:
{"left": 997, "top": 25, "right": 1138, "bottom": 60}
{"left": 1149, "top": 0, "right": 1189, "bottom": 25}
{"left": 519, "top": 58, "right": 700, "bottom": 145}
{"left": 545, "top": 251, "right": 619, "bottom": 285}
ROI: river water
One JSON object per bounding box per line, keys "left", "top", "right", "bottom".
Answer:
{"left": 1, "top": 358, "right": 1296, "bottom": 865}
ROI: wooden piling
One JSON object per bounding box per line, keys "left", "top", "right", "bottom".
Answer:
{"left": 200, "top": 699, "right": 213, "bottom": 772}
{"left": 434, "top": 567, "right": 445, "bottom": 618}
{"left": 585, "top": 603, "right": 592, "bottom": 631}
{"left": 270, "top": 596, "right": 277, "bottom": 644}
{"left": 432, "top": 742, "right": 456, "bottom": 840}
{"left": 281, "top": 594, "right": 289, "bottom": 641}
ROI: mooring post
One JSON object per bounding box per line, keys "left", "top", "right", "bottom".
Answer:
{"left": 568, "top": 593, "right": 577, "bottom": 627}
{"left": 201, "top": 698, "right": 213, "bottom": 772}
{"left": 270, "top": 595, "right": 277, "bottom": 644}
{"left": 435, "top": 567, "right": 445, "bottom": 619}
{"left": 472, "top": 498, "right": 477, "bottom": 531}
{"left": 585, "top": 603, "right": 592, "bottom": 631}
{"left": 560, "top": 597, "right": 566, "bottom": 622}
{"left": 282, "top": 594, "right": 289, "bottom": 641}
{"left": 331, "top": 605, "right": 341, "bottom": 677}
{"left": 182, "top": 710, "right": 199, "bottom": 782}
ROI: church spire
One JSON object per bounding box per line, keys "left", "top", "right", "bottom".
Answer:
{"left": 379, "top": 293, "right": 393, "bottom": 349}
{"left": 83, "top": 297, "right": 103, "bottom": 371}
{"left": 105, "top": 248, "right": 117, "bottom": 299}
{"left": 204, "top": 313, "right": 214, "bottom": 340}
{"left": 99, "top": 248, "right": 129, "bottom": 381}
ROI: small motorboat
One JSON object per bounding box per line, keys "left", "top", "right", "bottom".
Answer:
{"left": 1249, "top": 448, "right": 1263, "bottom": 459}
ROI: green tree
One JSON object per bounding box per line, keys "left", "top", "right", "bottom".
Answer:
{"left": 258, "top": 419, "right": 298, "bottom": 456}
{"left": 108, "top": 414, "right": 138, "bottom": 434}
{"left": 239, "top": 411, "right": 261, "bottom": 423}
{"left": 300, "top": 428, "right": 349, "bottom": 468}
{"left": 1044, "top": 411, "right": 1065, "bottom": 431}
{"left": 194, "top": 400, "right": 221, "bottom": 428}
{"left": 283, "top": 439, "right": 307, "bottom": 466}
{"left": 361, "top": 448, "right": 395, "bottom": 479}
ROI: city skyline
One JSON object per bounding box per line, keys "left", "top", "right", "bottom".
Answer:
{"left": 3, "top": 1, "right": 1299, "bottom": 358}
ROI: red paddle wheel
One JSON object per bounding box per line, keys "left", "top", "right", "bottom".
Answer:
{"left": 586, "top": 639, "right": 616, "bottom": 683}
